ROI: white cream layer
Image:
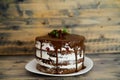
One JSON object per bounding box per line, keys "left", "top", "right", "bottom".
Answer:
{"left": 36, "top": 59, "right": 82, "bottom": 69}
{"left": 35, "top": 41, "right": 81, "bottom": 51}
{"left": 36, "top": 50, "right": 83, "bottom": 63}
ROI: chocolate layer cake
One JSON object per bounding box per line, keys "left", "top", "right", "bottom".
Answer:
{"left": 35, "top": 30, "right": 86, "bottom": 74}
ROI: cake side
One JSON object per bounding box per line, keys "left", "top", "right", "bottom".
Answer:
{"left": 35, "top": 30, "right": 85, "bottom": 74}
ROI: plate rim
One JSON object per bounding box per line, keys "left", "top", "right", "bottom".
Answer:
{"left": 25, "top": 56, "right": 93, "bottom": 76}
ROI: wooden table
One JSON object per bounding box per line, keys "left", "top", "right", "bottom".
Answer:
{"left": 0, "top": 53, "right": 120, "bottom": 80}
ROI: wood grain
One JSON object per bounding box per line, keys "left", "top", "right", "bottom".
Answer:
{"left": 0, "top": 53, "right": 120, "bottom": 80}
{"left": 0, "top": 0, "right": 120, "bottom": 55}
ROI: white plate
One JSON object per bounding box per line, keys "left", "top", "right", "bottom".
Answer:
{"left": 25, "top": 57, "right": 93, "bottom": 76}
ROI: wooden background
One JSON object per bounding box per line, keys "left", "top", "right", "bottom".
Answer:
{"left": 0, "top": 0, "right": 120, "bottom": 55}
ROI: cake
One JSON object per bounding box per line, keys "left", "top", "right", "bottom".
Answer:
{"left": 35, "top": 29, "right": 86, "bottom": 74}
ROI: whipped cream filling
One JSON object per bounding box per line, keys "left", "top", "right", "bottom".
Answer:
{"left": 36, "top": 59, "right": 82, "bottom": 69}
{"left": 35, "top": 41, "right": 41, "bottom": 49}
{"left": 35, "top": 41, "right": 81, "bottom": 51}
{"left": 36, "top": 50, "right": 83, "bottom": 62}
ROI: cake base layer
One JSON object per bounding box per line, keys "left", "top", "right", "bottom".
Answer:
{"left": 36, "top": 63, "right": 84, "bottom": 74}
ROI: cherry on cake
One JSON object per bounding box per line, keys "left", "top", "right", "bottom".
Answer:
{"left": 35, "top": 30, "right": 86, "bottom": 74}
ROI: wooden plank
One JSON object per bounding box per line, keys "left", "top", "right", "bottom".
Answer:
{"left": 18, "top": 0, "right": 120, "bottom": 10}
{"left": 8, "top": 8, "right": 119, "bottom": 18}
{"left": 8, "top": 0, "right": 120, "bottom": 18}
{"left": 0, "top": 25, "right": 120, "bottom": 55}
{"left": 0, "top": 54, "right": 120, "bottom": 80}
{"left": 1, "top": 24, "right": 120, "bottom": 41}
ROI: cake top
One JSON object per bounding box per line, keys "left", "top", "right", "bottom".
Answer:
{"left": 36, "top": 29, "right": 85, "bottom": 42}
